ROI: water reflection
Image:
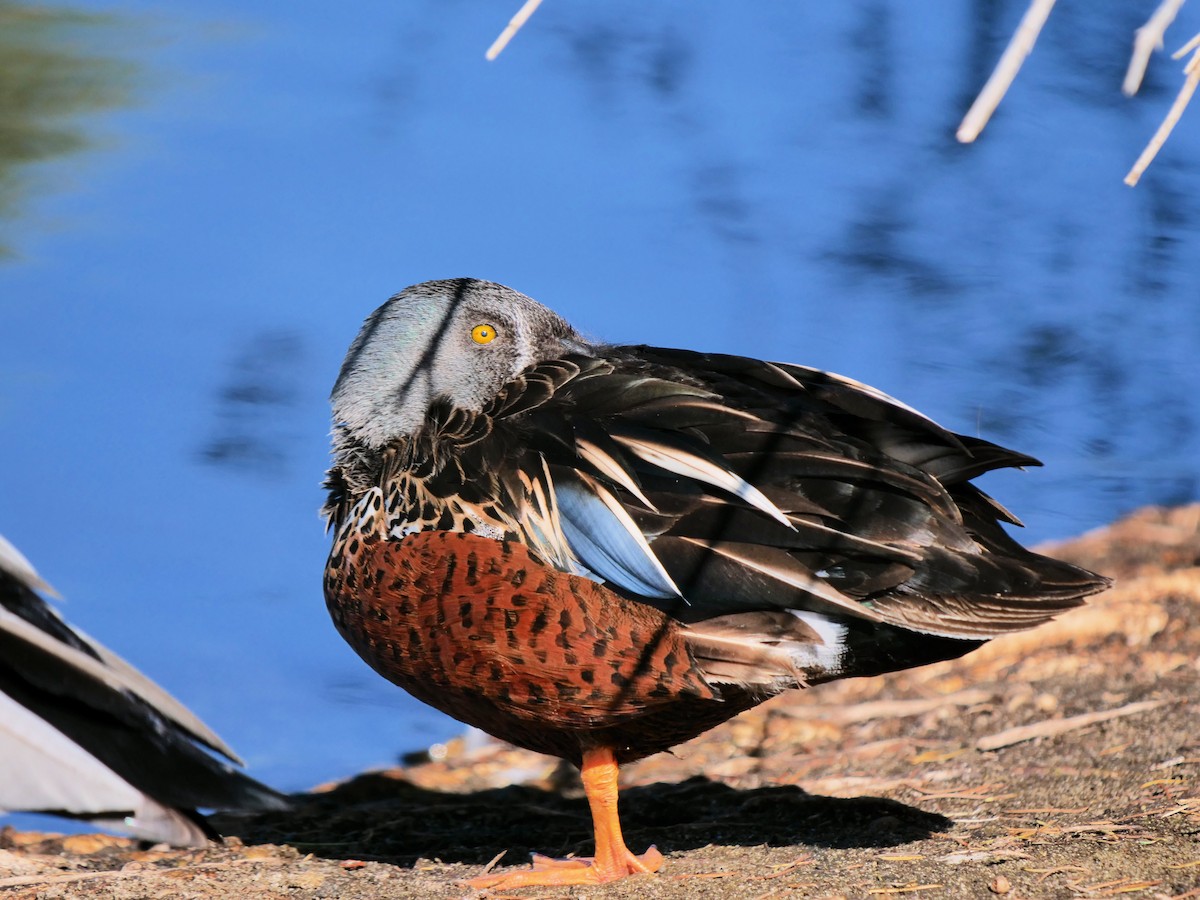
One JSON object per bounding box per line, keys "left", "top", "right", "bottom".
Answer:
{"left": 0, "top": 2, "right": 135, "bottom": 257}
{"left": 828, "top": 197, "right": 961, "bottom": 300}
{"left": 200, "top": 331, "right": 308, "bottom": 477}
{"left": 851, "top": 1, "right": 893, "bottom": 119}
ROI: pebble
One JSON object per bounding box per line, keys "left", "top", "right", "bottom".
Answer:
{"left": 60, "top": 833, "right": 132, "bottom": 854}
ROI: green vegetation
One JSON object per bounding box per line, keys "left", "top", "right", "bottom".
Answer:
{"left": 0, "top": 2, "right": 136, "bottom": 256}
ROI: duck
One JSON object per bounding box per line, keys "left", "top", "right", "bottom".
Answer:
{"left": 322, "top": 277, "right": 1109, "bottom": 888}
{"left": 0, "top": 533, "right": 289, "bottom": 846}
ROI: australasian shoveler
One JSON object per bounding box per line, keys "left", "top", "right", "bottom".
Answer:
{"left": 322, "top": 278, "right": 1110, "bottom": 888}
{"left": 0, "top": 533, "right": 289, "bottom": 846}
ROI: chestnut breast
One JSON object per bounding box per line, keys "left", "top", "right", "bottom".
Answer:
{"left": 324, "top": 530, "right": 719, "bottom": 757}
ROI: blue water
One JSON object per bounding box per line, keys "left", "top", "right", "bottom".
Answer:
{"left": 1, "top": 0, "right": 1198, "bottom": 803}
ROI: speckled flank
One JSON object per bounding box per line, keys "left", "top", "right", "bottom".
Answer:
{"left": 325, "top": 530, "right": 753, "bottom": 766}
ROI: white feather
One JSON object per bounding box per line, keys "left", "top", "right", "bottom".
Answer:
{"left": 787, "top": 609, "right": 848, "bottom": 673}
{"left": 0, "top": 690, "right": 138, "bottom": 812}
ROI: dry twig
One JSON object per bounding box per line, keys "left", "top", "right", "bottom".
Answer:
{"left": 1125, "top": 0, "right": 1189, "bottom": 95}
{"left": 486, "top": 0, "right": 544, "bottom": 61}
{"left": 479, "top": 848, "right": 507, "bottom": 875}
{"left": 1126, "top": 35, "right": 1200, "bottom": 186}
{"left": 957, "top": 0, "right": 1199, "bottom": 183}
{"left": 957, "top": 0, "right": 1058, "bottom": 143}
{"left": 1079, "top": 878, "right": 1164, "bottom": 895}
{"left": 976, "top": 699, "right": 1168, "bottom": 751}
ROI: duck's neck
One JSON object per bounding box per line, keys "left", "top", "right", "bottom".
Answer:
{"left": 322, "top": 428, "right": 395, "bottom": 531}
{"left": 324, "top": 426, "right": 513, "bottom": 546}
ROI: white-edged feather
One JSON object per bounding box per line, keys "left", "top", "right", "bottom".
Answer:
{"left": 677, "top": 538, "right": 887, "bottom": 623}
{"left": 0, "top": 689, "right": 139, "bottom": 812}
{"left": 788, "top": 365, "right": 943, "bottom": 426}
{"left": 609, "top": 432, "right": 794, "bottom": 529}
{"left": 575, "top": 435, "right": 657, "bottom": 511}
{"left": 0, "top": 692, "right": 209, "bottom": 846}
{"left": 0, "top": 533, "right": 56, "bottom": 597}
{"left": 518, "top": 455, "right": 587, "bottom": 577}
{"left": 0, "top": 606, "right": 241, "bottom": 763}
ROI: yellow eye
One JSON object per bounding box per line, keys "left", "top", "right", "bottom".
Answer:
{"left": 471, "top": 323, "right": 497, "bottom": 344}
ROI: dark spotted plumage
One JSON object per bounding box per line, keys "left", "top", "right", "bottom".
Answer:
{"left": 324, "top": 530, "right": 749, "bottom": 765}
{"left": 323, "top": 278, "right": 1109, "bottom": 885}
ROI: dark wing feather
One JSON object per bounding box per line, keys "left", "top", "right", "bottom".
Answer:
{"left": 0, "top": 538, "right": 289, "bottom": 845}
{"left": 474, "top": 347, "right": 1107, "bottom": 649}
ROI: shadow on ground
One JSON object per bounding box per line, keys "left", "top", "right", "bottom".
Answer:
{"left": 214, "top": 775, "right": 950, "bottom": 867}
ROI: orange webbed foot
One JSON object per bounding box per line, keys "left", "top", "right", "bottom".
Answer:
{"left": 467, "top": 746, "right": 661, "bottom": 890}
{"left": 467, "top": 845, "right": 664, "bottom": 889}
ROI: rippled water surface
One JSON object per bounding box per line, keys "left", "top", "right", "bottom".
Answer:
{"left": 1, "top": 1, "right": 1198, "bottom": 795}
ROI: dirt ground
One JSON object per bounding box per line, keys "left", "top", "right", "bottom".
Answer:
{"left": 2, "top": 504, "right": 1198, "bottom": 899}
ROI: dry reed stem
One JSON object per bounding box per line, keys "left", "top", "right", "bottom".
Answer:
{"left": 486, "top": 0, "right": 544, "bottom": 61}
{"left": 1126, "top": 38, "right": 1200, "bottom": 185}
{"left": 957, "top": 0, "right": 1057, "bottom": 143}
{"left": 1124, "top": 0, "right": 1188, "bottom": 95}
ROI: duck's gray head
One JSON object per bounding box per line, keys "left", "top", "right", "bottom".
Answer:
{"left": 332, "top": 278, "right": 590, "bottom": 447}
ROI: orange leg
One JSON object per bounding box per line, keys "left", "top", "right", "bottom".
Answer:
{"left": 467, "top": 746, "right": 664, "bottom": 889}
